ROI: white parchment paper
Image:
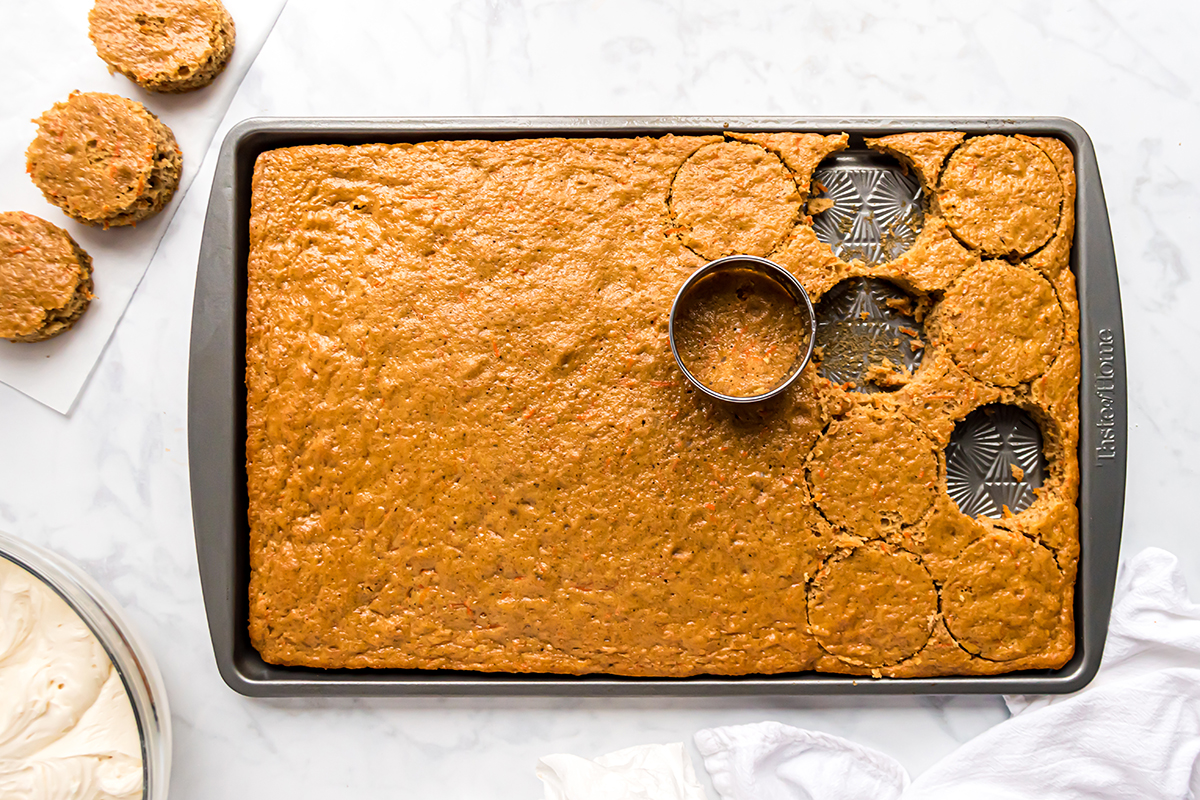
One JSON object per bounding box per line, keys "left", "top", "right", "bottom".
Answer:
{"left": 0, "top": 0, "right": 286, "bottom": 413}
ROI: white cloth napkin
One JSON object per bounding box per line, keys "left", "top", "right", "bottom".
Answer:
{"left": 537, "top": 742, "right": 709, "bottom": 800}
{"left": 695, "top": 547, "right": 1200, "bottom": 800}
{"left": 696, "top": 724, "right": 908, "bottom": 800}
{"left": 0, "top": 0, "right": 286, "bottom": 413}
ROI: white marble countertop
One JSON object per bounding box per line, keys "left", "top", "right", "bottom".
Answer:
{"left": 2, "top": 1, "right": 1198, "bottom": 797}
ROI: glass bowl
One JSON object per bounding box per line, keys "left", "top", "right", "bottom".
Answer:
{"left": 0, "top": 529, "right": 171, "bottom": 800}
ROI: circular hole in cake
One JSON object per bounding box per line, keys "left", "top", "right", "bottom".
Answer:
{"left": 806, "top": 543, "right": 938, "bottom": 668}
{"left": 668, "top": 141, "right": 801, "bottom": 260}
{"left": 809, "top": 151, "right": 924, "bottom": 265}
{"left": 813, "top": 277, "right": 925, "bottom": 392}
{"left": 946, "top": 404, "right": 1047, "bottom": 519}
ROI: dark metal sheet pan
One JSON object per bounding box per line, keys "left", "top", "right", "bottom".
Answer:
{"left": 189, "top": 116, "right": 1126, "bottom": 696}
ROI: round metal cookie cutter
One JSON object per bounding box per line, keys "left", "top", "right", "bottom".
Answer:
{"left": 668, "top": 255, "right": 817, "bottom": 404}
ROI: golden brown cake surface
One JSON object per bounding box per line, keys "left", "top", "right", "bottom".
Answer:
{"left": 807, "top": 406, "right": 938, "bottom": 532}
{"left": 89, "top": 0, "right": 236, "bottom": 93}
{"left": 26, "top": 92, "right": 182, "bottom": 228}
{"left": 943, "top": 530, "right": 1069, "bottom": 662}
{"left": 937, "top": 134, "right": 1063, "bottom": 257}
{"left": 246, "top": 131, "right": 1080, "bottom": 678}
{"left": 807, "top": 543, "right": 938, "bottom": 668}
{"left": 0, "top": 212, "right": 94, "bottom": 343}
{"left": 866, "top": 131, "right": 964, "bottom": 193}
{"left": 933, "top": 262, "right": 1065, "bottom": 387}
{"left": 669, "top": 141, "right": 800, "bottom": 259}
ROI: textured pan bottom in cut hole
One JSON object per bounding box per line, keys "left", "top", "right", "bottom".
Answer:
{"left": 814, "top": 277, "right": 924, "bottom": 392}
{"left": 946, "top": 404, "right": 1046, "bottom": 518}
{"left": 810, "top": 151, "right": 924, "bottom": 265}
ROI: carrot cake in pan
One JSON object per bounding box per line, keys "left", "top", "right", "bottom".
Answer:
{"left": 245, "top": 130, "right": 1079, "bottom": 678}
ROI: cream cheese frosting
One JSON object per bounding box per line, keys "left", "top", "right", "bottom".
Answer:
{"left": 0, "top": 557, "right": 142, "bottom": 800}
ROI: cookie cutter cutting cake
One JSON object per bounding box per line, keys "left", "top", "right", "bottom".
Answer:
{"left": 190, "top": 118, "right": 1126, "bottom": 696}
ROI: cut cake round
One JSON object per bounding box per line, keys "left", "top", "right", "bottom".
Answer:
{"left": 0, "top": 212, "right": 94, "bottom": 343}
{"left": 936, "top": 261, "right": 1064, "bottom": 387}
{"left": 26, "top": 91, "right": 182, "bottom": 228}
{"left": 89, "top": 0, "right": 236, "bottom": 93}
{"left": 669, "top": 141, "right": 800, "bottom": 260}
{"left": 937, "top": 134, "right": 1062, "bottom": 257}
